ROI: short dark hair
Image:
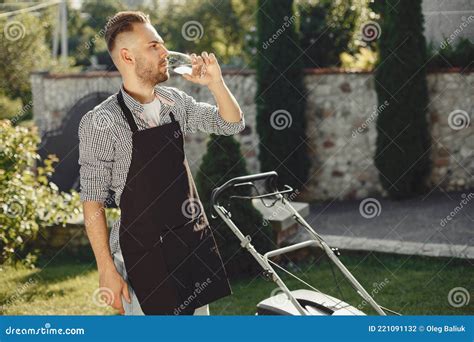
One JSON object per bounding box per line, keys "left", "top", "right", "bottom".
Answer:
{"left": 105, "top": 11, "right": 150, "bottom": 53}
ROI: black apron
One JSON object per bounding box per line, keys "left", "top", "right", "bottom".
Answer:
{"left": 117, "top": 90, "right": 232, "bottom": 315}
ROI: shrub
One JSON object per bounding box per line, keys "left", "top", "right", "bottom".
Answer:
{"left": 196, "top": 134, "right": 274, "bottom": 279}
{"left": 340, "top": 47, "right": 377, "bottom": 70}
{"left": 0, "top": 120, "right": 81, "bottom": 265}
{"left": 428, "top": 37, "right": 474, "bottom": 70}
{"left": 0, "top": 94, "right": 23, "bottom": 121}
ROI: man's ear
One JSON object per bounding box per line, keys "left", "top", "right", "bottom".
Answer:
{"left": 119, "top": 48, "right": 134, "bottom": 65}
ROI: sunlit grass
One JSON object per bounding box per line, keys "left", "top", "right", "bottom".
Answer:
{"left": 1, "top": 252, "right": 472, "bottom": 315}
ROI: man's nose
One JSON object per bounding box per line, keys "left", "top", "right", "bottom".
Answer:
{"left": 161, "top": 47, "right": 169, "bottom": 59}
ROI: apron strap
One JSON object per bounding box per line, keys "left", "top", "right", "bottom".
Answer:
{"left": 117, "top": 90, "right": 138, "bottom": 133}
{"left": 169, "top": 112, "right": 176, "bottom": 122}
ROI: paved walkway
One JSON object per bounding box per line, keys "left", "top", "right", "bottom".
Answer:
{"left": 293, "top": 190, "right": 474, "bottom": 259}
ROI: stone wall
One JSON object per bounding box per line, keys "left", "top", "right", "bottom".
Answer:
{"left": 31, "top": 71, "right": 122, "bottom": 132}
{"left": 31, "top": 68, "right": 473, "bottom": 201}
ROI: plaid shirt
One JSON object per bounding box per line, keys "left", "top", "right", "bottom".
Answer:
{"left": 78, "top": 84, "right": 245, "bottom": 254}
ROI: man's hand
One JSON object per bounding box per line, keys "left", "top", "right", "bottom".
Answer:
{"left": 99, "top": 265, "right": 131, "bottom": 315}
{"left": 82, "top": 201, "right": 131, "bottom": 314}
{"left": 182, "top": 51, "right": 223, "bottom": 87}
{"left": 182, "top": 51, "right": 243, "bottom": 125}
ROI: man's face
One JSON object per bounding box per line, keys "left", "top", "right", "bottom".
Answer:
{"left": 129, "top": 23, "right": 169, "bottom": 85}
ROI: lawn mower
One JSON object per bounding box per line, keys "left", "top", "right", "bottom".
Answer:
{"left": 211, "top": 171, "right": 398, "bottom": 316}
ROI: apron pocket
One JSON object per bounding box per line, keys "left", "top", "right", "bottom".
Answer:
{"left": 120, "top": 218, "right": 163, "bottom": 253}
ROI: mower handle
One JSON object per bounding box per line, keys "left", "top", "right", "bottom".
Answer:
{"left": 210, "top": 171, "right": 279, "bottom": 214}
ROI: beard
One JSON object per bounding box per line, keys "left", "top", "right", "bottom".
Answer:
{"left": 135, "top": 55, "right": 169, "bottom": 86}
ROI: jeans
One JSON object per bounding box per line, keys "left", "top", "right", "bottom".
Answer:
{"left": 112, "top": 250, "right": 210, "bottom": 315}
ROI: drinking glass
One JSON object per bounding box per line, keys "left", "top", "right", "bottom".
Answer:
{"left": 166, "top": 51, "right": 193, "bottom": 75}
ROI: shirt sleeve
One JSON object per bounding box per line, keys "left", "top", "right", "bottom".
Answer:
{"left": 176, "top": 88, "right": 245, "bottom": 136}
{"left": 78, "top": 109, "right": 114, "bottom": 203}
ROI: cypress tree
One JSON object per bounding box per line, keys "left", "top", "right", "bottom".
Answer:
{"left": 196, "top": 135, "right": 274, "bottom": 279}
{"left": 374, "top": 0, "right": 432, "bottom": 198}
{"left": 256, "top": 0, "right": 310, "bottom": 192}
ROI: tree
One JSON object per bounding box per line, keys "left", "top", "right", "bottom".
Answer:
{"left": 196, "top": 135, "right": 274, "bottom": 279}
{"left": 156, "top": 0, "right": 254, "bottom": 65}
{"left": 373, "top": 0, "right": 432, "bottom": 198}
{"left": 0, "top": 12, "right": 77, "bottom": 122}
{"left": 255, "top": 0, "right": 310, "bottom": 192}
{"left": 0, "top": 14, "right": 51, "bottom": 102}
{"left": 298, "top": 0, "right": 359, "bottom": 68}
{"left": 74, "top": 0, "right": 125, "bottom": 68}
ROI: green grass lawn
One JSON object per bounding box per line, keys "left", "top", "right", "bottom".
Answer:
{"left": 0, "top": 251, "right": 472, "bottom": 315}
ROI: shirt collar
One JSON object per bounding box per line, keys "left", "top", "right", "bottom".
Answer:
{"left": 119, "top": 83, "right": 175, "bottom": 115}
{"left": 155, "top": 85, "right": 176, "bottom": 106}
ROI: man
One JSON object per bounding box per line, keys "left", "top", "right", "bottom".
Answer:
{"left": 78, "top": 11, "right": 244, "bottom": 315}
